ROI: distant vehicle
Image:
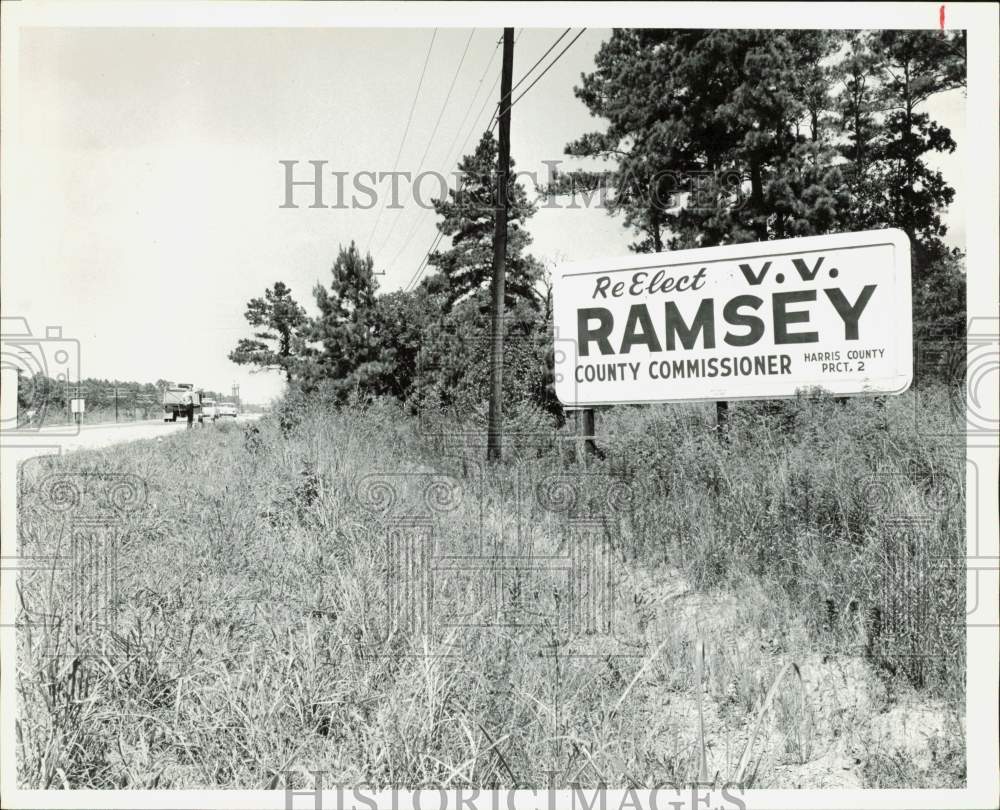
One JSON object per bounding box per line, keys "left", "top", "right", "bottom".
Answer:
{"left": 202, "top": 398, "right": 219, "bottom": 422}
{"left": 162, "top": 383, "right": 204, "bottom": 423}
{"left": 217, "top": 401, "right": 239, "bottom": 418}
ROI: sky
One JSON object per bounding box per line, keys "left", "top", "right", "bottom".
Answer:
{"left": 3, "top": 26, "right": 966, "bottom": 405}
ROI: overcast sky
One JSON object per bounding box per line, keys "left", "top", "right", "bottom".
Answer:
{"left": 4, "top": 26, "right": 965, "bottom": 404}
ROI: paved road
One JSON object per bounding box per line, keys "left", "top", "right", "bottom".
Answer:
{"left": 2, "top": 413, "right": 262, "bottom": 455}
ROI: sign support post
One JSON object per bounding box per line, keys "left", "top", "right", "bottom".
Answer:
{"left": 716, "top": 401, "right": 729, "bottom": 440}
{"left": 582, "top": 408, "right": 597, "bottom": 460}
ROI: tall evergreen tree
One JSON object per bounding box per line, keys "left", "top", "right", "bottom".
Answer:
{"left": 427, "top": 132, "right": 543, "bottom": 309}
{"left": 834, "top": 30, "right": 965, "bottom": 261}
{"left": 308, "top": 241, "right": 380, "bottom": 399}
{"left": 229, "top": 281, "right": 308, "bottom": 382}
{"left": 334, "top": 280, "right": 447, "bottom": 404}
{"left": 872, "top": 30, "right": 965, "bottom": 269}
{"left": 834, "top": 32, "right": 886, "bottom": 232}
{"left": 565, "top": 30, "right": 850, "bottom": 251}
{"left": 833, "top": 30, "right": 967, "bottom": 361}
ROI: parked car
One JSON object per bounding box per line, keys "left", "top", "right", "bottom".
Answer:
{"left": 217, "top": 401, "right": 239, "bottom": 418}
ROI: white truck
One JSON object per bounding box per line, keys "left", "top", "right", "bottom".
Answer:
{"left": 162, "top": 383, "right": 204, "bottom": 423}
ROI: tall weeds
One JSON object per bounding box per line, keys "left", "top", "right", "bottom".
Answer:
{"left": 15, "top": 387, "right": 966, "bottom": 788}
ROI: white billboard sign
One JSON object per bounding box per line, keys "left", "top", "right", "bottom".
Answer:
{"left": 70, "top": 398, "right": 86, "bottom": 414}
{"left": 553, "top": 229, "right": 912, "bottom": 406}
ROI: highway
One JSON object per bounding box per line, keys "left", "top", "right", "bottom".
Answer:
{"left": 1, "top": 413, "right": 262, "bottom": 455}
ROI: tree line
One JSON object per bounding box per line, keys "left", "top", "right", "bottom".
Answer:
{"left": 231, "top": 29, "right": 967, "bottom": 420}
{"left": 17, "top": 376, "right": 230, "bottom": 416}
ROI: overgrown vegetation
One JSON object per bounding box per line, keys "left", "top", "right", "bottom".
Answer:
{"left": 17, "top": 388, "right": 965, "bottom": 789}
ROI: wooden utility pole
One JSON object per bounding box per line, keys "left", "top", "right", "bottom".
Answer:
{"left": 487, "top": 27, "right": 514, "bottom": 463}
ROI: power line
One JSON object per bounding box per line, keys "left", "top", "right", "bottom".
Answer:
{"left": 378, "top": 30, "right": 491, "bottom": 268}
{"left": 372, "top": 28, "right": 476, "bottom": 262}
{"left": 363, "top": 28, "right": 438, "bottom": 255}
{"left": 439, "top": 35, "right": 502, "bottom": 176}
{"left": 460, "top": 71, "right": 502, "bottom": 159}
{"left": 384, "top": 31, "right": 507, "bottom": 278}
{"left": 385, "top": 63, "right": 500, "bottom": 275}
{"left": 502, "top": 28, "right": 570, "bottom": 108}
{"left": 404, "top": 230, "right": 443, "bottom": 292}
{"left": 447, "top": 32, "right": 516, "bottom": 175}
{"left": 490, "top": 28, "right": 587, "bottom": 132}
{"left": 395, "top": 65, "right": 502, "bottom": 288}
{"left": 412, "top": 28, "right": 477, "bottom": 180}
{"left": 490, "top": 28, "right": 586, "bottom": 130}
{"left": 402, "top": 29, "right": 525, "bottom": 293}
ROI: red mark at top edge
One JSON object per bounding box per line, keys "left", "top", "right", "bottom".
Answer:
{"left": 940, "top": 5, "right": 946, "bottom": 30}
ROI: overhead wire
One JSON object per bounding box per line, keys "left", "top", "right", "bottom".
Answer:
{"left": 389, "top": 64, "right": 501, "bottom": 278}
{"left": 400, "top": 63, "right": 502, "bottom": 292}
{"left": 489, "top": 28, "right": 588, "bottom": 132}
{"left": 402, "top": 28, "right": 529, "bottom": 292}
{"left": 439, "top": 35, "right": 503, "bottom": 179}
{"left": 496, "top": 28, "right": 570, "bottom": 117}
{"left": 363, "top": 28, "right": 438, "bottom": 255}
{"left": 394, "top": 31, "right": 508, "bottom": 290}
{"left": 371, "top": 28, "right": 476, "bottom": 262}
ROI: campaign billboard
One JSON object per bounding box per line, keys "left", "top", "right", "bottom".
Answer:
{"left": 552, "top": 229, "right": 912, "bottom": 406}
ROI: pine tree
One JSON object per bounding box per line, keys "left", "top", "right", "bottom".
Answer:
{"left": 229, "top": 281, "right": 308, "bottom": 382}
{"left": 308, "top": 241, "right": 380, "bottom": 399}
{"left": 351, "top": 284, "right": 440, "bottom": 402}
{"left": 833, "top": 32, "right": 887, "bottom": 231}
{"left": 832, "top": 30, "right": 966, "bottom": 371}
{"left": 566, "top": 30, "right": 850, "bottom": 251}
{"left": 871, "top": 30, "right": 965, "bottom": 270}
{"left": 427, "top": 132, "right": 542, "bottom": 310}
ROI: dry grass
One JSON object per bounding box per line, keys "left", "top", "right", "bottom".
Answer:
{"left": 15, "top": 389, "right": 966, "bottom": 789}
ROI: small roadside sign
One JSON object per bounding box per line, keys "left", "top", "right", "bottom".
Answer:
{"left": 552, "top": 229, "right": 912, "bottom": 406}
{"left": 70, "top": 398, "right": 86, "bottom": 414}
